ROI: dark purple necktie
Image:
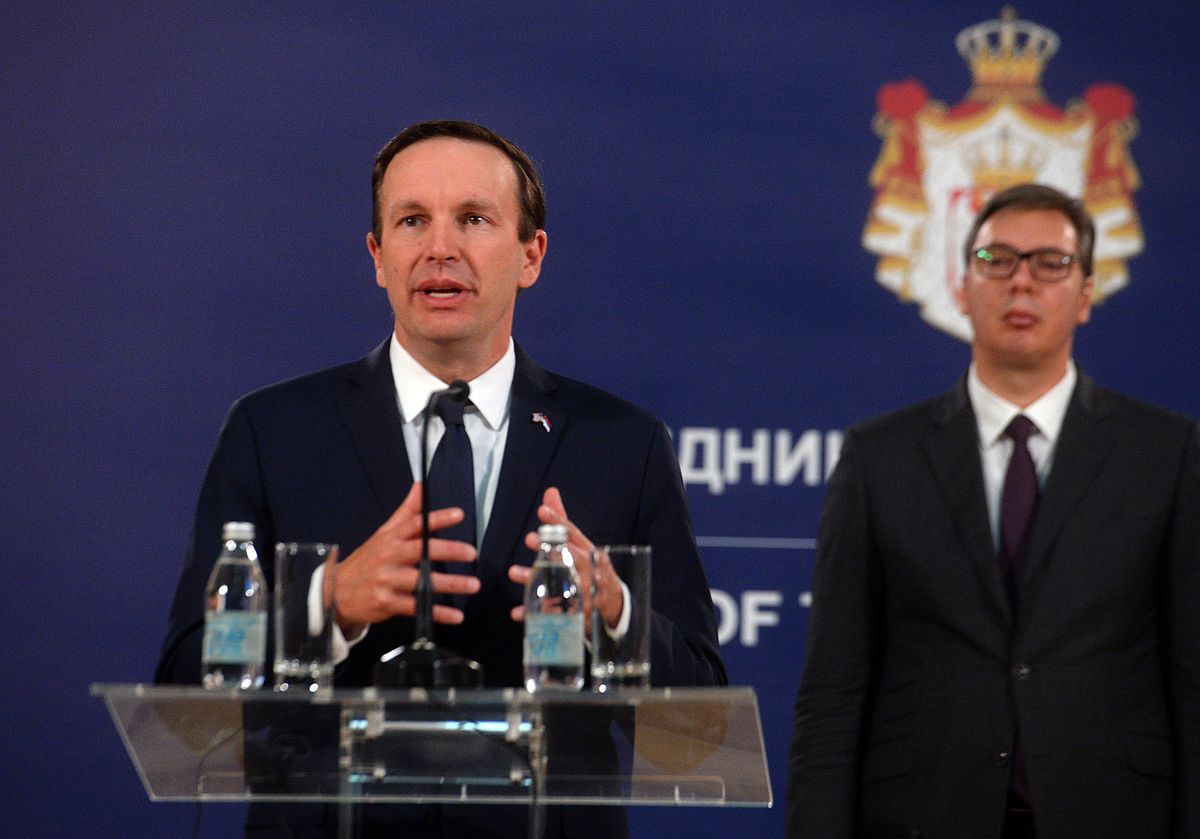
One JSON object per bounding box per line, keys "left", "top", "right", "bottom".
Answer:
{"left": 426, "top": 397, "right": 476, "bottom": 547}
{"left": 999, "top": 414, "right": 1038, "bottom": 603}
{"left": 999, "top": 413, "right": 1038, "bottom": 804}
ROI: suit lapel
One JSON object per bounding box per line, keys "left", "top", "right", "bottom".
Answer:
{"left": 1024, "top": 374, "right": 1116, "bottom": 586}
{"left": 922, "top": 383, "right": 1012, "bottom": 625}
{"left": 335, "top": 340, "right": 413, "bottom": 517}
{"left": 463, "top": 347, "right": 567, "bottom": 631}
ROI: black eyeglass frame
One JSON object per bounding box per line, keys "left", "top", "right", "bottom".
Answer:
{"left": 970, "top": 245, "right": 1080, "bottom": 283}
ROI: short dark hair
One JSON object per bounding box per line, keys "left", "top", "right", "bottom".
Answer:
{"left": 963, "top": 183, "right": 1095, "bottom": 278}
{"left": 371, "top": 120, "right": 546, "bottom": 244}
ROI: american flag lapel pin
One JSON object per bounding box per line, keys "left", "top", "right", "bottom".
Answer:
{"left": 531, "top": 411, "right": 552, "bottom": 433}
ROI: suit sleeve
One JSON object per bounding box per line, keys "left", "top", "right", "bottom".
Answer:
{"left": 155, "top": 399, "right": 276, "bottom": 685}
{"left": 787, "top": 428, "right": 881, "bottom": 838}
{"left": 635, "top": 420, "right": 727, "bottom": 688}
{"left": 1169, "top": 422, "right": 1200, "bottom": 838}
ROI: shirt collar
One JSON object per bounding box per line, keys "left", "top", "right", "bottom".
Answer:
{"left": 388, "top": 335, "right": 515, "bottom": 430}
{"left": 967, "top": 360, "right": 1077, "bottom": 447}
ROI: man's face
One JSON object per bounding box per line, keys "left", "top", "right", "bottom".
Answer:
{"left": 367, "top": 137, "right": 546, "bottom": 371}
{"left": 956, "top": 207, "right": 1093, "bottom": 376}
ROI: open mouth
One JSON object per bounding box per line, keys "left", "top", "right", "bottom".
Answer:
{"left": 416, "top": 279, "right": 470, "bottom": 300}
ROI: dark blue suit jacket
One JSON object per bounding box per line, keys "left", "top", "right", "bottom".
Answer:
{"left": 157, "top": 340, "right": 726, "bottom": 837}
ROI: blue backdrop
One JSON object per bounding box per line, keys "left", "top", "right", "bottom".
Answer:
{"left": 4, "top": 3, "right": 1198, "bottom": 836}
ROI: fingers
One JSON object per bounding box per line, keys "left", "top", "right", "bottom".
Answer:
{"left": 540, "top": 486, "right": 567, "bottom": 519}
{"left": 522, "top": 486, "right": 595, "bottom": 557}
{"left": 425, "top": 571, "right": 482, "bottom": 626}
{"left": 431, "top": 603, "right": 469, "bottom": 625}
{"left": 425, "top": 537, "right": 478, "bottom": 566}
{"left": 507, "top": 556, "right": 622, "bottom": 628}
{"left": 379, "top": 482, "right": 472, "bottom": 542}
{"left": 361, "top": 593, "right": 472, "bottom": 626}
{"left": 427, "top": 508, "right": 472, "bottom": 539}
{"left": 428, "top": 569, "right": 482, "bottom": 597}
{"left": 537, "top": 487, "right": 594, "bottom": 552}
{"left": 334, "top": 562, "right": 481, "bottom": 630}
{"left": 518, "top": 488, "right": 605, "bottom": 626}
{"left": 331, "top": 486, "right": 479, "bottom": 631}
{"left": 378, "top": 482, "right": 423, "bottom": 531}
{"left": 508, "top": 563, "right": 531, "bottom": 622}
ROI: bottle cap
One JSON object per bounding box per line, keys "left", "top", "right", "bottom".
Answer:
{"left": 537, "top": 523, "right": 568, "bottom": 544}
{"left": 222, "top": 521, "right": 256, "bottom": 541}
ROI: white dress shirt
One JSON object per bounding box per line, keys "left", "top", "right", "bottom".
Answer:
{"left": 389, "top": 334, "right": 515, "bottom": 547}
{"left": 966, "top": 361, "right": 1077, "bottom": 551}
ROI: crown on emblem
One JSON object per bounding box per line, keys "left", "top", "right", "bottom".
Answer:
{"left": 956, "top": 6, "right": 1059, "bottom": 95}
{"left": 961, "top": 128, "right": 1046, "bottom": 192}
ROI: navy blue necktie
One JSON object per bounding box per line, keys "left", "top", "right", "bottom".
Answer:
{"left": 425, "top": 397, "right": 477, "bottom": 547}
{"left": 999, "top": 413, "right": 1038, "bottom": 805}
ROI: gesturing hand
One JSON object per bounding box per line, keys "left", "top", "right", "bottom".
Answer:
{"left": 507, "top": 487, "right": 624, "bottom": 629}
{"left": 331, "top": 482, "right": 479, "bottom": 637}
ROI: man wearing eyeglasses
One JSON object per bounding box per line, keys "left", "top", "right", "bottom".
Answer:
{"left": 788, "top": 184, "right": 1200, "bottom": 839}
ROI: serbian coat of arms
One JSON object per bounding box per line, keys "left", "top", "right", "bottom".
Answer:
{"left": 863, "top": 7, "right": 1142, "bottom": 341}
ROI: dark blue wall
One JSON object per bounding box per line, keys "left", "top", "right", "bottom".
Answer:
{"left": 4, "top": 3, "right": 1198, "bottom": 836}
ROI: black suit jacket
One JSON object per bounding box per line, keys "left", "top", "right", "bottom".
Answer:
{"left": 788, "top": 373, "right": 1200, "bottom": 839}
{"left": 157, "top": 340, "right": 726, "bottom": 837}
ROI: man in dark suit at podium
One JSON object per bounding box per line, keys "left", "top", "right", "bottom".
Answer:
{"left": 157, "top": 119, "right": 725, "bottom": 838}
{"left": 788, "top": 184, "right": 1200, "bottom": 839}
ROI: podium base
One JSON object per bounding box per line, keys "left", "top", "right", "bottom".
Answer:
{"left": 376, "top": 639, "right": 484, "bottom": 688}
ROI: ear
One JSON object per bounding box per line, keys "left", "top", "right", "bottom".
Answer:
{"left": 518, "top": 229, "right": 548, "bottom": 291}
{"left": 1076, "top": 275, "right": 1095, "bottom": 325}
{"left": 366, "top": 231, "right": 385, "bottom": 288}
{"left": 953, "top": 273, "right": 969, "bottom": 316}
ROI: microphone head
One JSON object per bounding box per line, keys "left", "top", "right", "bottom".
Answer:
{"left": 447, "top": 379, "right": 470, "bottom": 401}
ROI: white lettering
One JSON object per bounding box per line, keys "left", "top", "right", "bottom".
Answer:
{"left": 724, "top": 429, "right": 771, "bottom": 487}
{"left": 679, "top": 427, "right": 844, "bottom": 494}
{"left": 774, "top": 430, "right": 822, "bottom": 486}
{"left": 710, "top": 589, "right": 738, "bottom": 645}
{"left": 740, "top": 590, "right": 782, "bottom": 646}
{"left": 679, "top": 428, "right": 724, "bottom": 494}
{"left": 824, "top": 430, "right": 844, "bottom": 480}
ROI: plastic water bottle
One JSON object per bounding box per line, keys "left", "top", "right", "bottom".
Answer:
{"left": 202, "top": 522, "right": 267, "bottom": 689}
{"left": 523, "top": 523, "right": 584, "bottom": 692}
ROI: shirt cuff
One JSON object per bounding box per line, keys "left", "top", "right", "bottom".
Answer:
{"left": 309, "top": 563, "right": 368, "bottom": 666}
{"left": 606, "top": 578, "right": 632, "bottom": 641}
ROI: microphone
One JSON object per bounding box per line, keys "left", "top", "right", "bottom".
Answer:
{"left": 376, "top": 379, "right": 483, "bottom": 688}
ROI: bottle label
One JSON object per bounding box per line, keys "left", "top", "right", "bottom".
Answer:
{"left": 524, "top": 613, "right": 584, "bottom": 667}
{"left": 203, "top": 611, "right": 266, "bottom": 664}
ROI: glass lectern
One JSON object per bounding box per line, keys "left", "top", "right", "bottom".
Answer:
{"left": 92, "top": 684, "right": 771, "bottom": 838}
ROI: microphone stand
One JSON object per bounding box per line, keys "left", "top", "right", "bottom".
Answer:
{"left": 376, "top": 380, "right": 483, "bottom": 689}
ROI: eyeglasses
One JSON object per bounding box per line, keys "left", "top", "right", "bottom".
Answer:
{"left": 970, "top": 245, "right": 1079, "bottom": 283}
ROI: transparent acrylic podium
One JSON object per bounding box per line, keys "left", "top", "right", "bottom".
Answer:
{"left": 92, "top": 684, "right": 771, "bottom": 837}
